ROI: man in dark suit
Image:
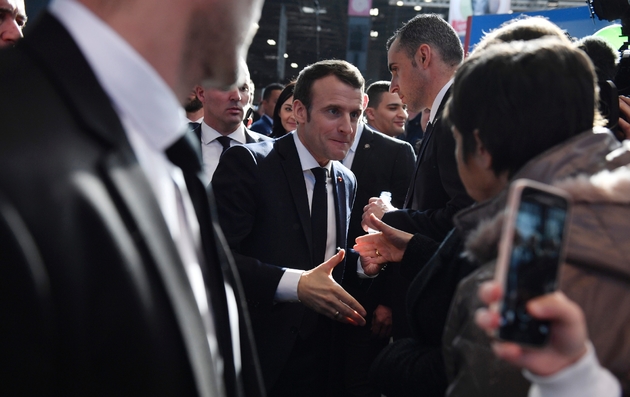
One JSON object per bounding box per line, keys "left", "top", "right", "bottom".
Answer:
{"left": 212, "top": 60, "right": 368, "bottom": 397}
{"left": 250, "top": 82, "right": 284, "bottom": 135}
{"left": 0, "top": 0, "right": 265, "bottom": 396}
{"left": 340, "top": 121, "right": 415, "bottom": 396}
{"left": 193, "top": 63, "right": 270, "bottom": 181}
{"left": 362, "top": 14, "right": 474, "bottom": 339}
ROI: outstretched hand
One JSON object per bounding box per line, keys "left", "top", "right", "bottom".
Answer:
{"left": 297, "top": 249, "right": 367, "bottom": 326}
{"left": 354, "top": 214, "right": 413, "bottom": 276}
{"left": 475, "top": 281, "right": 588, "bottom": 377}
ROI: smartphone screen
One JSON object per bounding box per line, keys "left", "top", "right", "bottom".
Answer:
{"left": 498, "top": 184, "right": 569, "bottom": 346}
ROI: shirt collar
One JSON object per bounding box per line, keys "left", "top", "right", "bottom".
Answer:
{"left": 201, "top": 123, "right": 247, "bottom": 145}
{"left": 293, "top": 131, "right": 332, "bottom": 174}
{"left": 349, "top": 122, "right": 364, "bottom": 153}
{"left": 49, "top": 0, "right": 188, "bottom": 152}
{"left": 429, "top": 79, "right": 454, "bottom": 124}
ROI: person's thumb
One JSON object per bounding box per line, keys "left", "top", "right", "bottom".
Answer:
{"left": 320, "top": 249, "right": 345, "bottom": 274}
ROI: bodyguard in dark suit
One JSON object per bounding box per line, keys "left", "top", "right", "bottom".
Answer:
{"left": 193, "top": 67, "right": 269, "bottom": 181}
{"left": 0, "top": 0, "right": 265, "bottom": 396}
{"left": 361, "top": 14, "right": 474, "bottom": 340}
{"left": 212, "top": 60, "right": 368, "bottom": 397}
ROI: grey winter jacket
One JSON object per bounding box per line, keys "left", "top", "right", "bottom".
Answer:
{"left": 443, "top": 128, "right": 630, "bottom": 396}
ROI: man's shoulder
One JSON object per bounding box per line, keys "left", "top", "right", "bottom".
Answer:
{"left": 362, "top": 126, "right": 414, "bottom": 154}
{"left": 245, "top": 128, "right": 272, "bottom": 143}
{"left": 249, "top": 118, "right": 271, "bottom": 134}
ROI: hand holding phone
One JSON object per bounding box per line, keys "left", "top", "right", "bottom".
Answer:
{"left": 494, "top": 179, "right": 571, "bottom": 346}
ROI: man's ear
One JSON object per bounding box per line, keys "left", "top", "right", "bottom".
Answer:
{"left": 364, "top": 107, "right": 376, "bottom": 123}
{"left": 195, "top": 85, "right": 205, "bottom": 103}
{"left": 363, "top": 93, "right": 369, "bottom": 110}
{"left": 293, "top": 99, "right": 307, "bottom": 124}
{"left": 415, "top": 44, "right": 432, "bottom": 69}
{"left": 473, "top": 129, "right": 493, "bottom": 171}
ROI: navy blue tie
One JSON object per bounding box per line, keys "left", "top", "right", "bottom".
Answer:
{"left": 310, "top": 167, "right": 328, "bottom": 267}
{"left": 216, "top": 136, "right": 232, "bottom": 155}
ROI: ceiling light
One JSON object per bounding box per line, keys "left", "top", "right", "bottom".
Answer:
{"left": 370, "top": 30, "right": 379, "bottom": 37}
{"left": 396, "top": 1, "right": 404, "bottom": 6}
{"left": 267, "top": 39, "right": 276, "bottom": 46}
{"left": 291, "top": 63, "right": 299, "bottom": 69}
{"left": 370, "top": 8, "right": 379, "bottom": 16}
{"left": 414, "top": 5, "right": 422, "bottom": 10}
{"left": 284, "top": 53, "right": 289, "bottom": 58}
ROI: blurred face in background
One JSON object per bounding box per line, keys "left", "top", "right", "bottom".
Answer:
{"left": 365, "top": 91, "right": 408, "bottom": 137}
{"left": 0, "top": 0, "right": 26, "bottom": 47}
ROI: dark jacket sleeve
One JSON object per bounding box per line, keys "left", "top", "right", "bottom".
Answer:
{"left": 211, "top": 145, "right": 285, "bottom": 306}
{"left": 383, "top": 121, "right": 473, "bottom": 241}
{"left": 389, "top": 141, "right": 416, "bottom": 210}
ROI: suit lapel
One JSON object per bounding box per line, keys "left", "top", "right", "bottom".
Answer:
{"left": 349, "top": 126, "right": 373, "bottom": 179}
{"left": 404, "top": 88, "right": 451, "bottom": 209}
{"left": 276, "top": 135, "right": 314, "bottom": 261}
{"left": 331, "top": 162, "right": 350, "bottom": 282}
{"left": 24, "top": 13, "right": 219, "bottom": 397}
{"left": 101, "top": 150, "right": 220, "bottom": 397}
{"left": 245, "top": 129, "right": 256, "bottom": 144}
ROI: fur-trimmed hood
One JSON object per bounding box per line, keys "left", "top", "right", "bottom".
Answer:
{"left": 454, "top": 128, "right": 630, "bottom": 279}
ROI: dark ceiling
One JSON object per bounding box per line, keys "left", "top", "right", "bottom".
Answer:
{"left": 246, "top": 0, "right": 439, "bottom": 95}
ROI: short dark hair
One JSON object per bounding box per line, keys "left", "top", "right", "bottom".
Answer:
{"left": 576, "top": 36, "right": 619, "bottom": 82}
{"left": 386, "top": 14, "right": 463, "bottom": 68}
{"left": 271, "top": 81, "right": 296, "bottom": 138}
{"left": 472, "top": 16, "right": 571, "bottom": 55}
{"left": 261, "top": 83, "right": 285, "bottom": 101}
{"left": 366, "top": 81, "right": 391, "bottom": 108}
{"left": 293, "top": 59, "right": 365, "bottom": 119}
{"left": 445, "top": 37, "right": 598, "bottom": 177}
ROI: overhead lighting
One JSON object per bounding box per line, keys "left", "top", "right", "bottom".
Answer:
{"left": 414, "top": 5, "right": 422, "bottom": 10}
{"left": 396, "top": 1, "right": 404, "bottom": 6}
{"left": 370, "top": 8, "right": 379, "bottom": 16}
{"left": 267, "top": 39, "right": 276, "bottom": 46}
{"left": 291, "top": 63, "right": 299, "bottom": 69}
{"left": 302, "top": 6, "right": 326, "bottom": 14}
{"left": 370, "top": 30, "right": 379, "bottom": 38}
{"left": 284, "top": 53, "right": 289, "bottom": 59}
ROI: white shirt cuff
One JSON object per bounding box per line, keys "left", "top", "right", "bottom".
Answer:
{"left": 525, "top": 342, "right": 621, "bottom": 397}
{"left": 274, "top": 268, "right": 304, "bottom": 302}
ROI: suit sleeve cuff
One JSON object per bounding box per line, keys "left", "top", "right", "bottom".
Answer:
{"left": 524, "top": 342, "right": 621, "bottom": 397}
{"left": 274, "top": 268, "right": 304, "bottom": 302}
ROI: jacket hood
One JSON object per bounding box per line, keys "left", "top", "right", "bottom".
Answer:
{"left": 456, "top": 128, "right": 630, "bottom": 279}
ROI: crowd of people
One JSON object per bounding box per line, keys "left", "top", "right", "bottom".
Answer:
{"left": 0, "top": 0, "right": 628, "bottom": 396}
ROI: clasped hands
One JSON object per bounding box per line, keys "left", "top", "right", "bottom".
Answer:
{"left": 354, "top": 197, "right": 413, "bottom": 276}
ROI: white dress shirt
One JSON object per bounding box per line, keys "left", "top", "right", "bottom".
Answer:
{"left": 274, "top": 132, "right": 338, "bottom": 301}
{"left": 201, "top": 123, "right": 249, "bottom": 181}
{"left": 48, "top": 1, "right": 229, "bottom": 395}
{"left": 342, "top": 122, "right": 364, "bottom": 170}
{"left": 429, "top": 79, "right": 454, "bottom": 124}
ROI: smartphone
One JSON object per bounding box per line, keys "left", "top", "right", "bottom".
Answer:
{"left": 494, "top": 179, "right": 571, "bottom": 346}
